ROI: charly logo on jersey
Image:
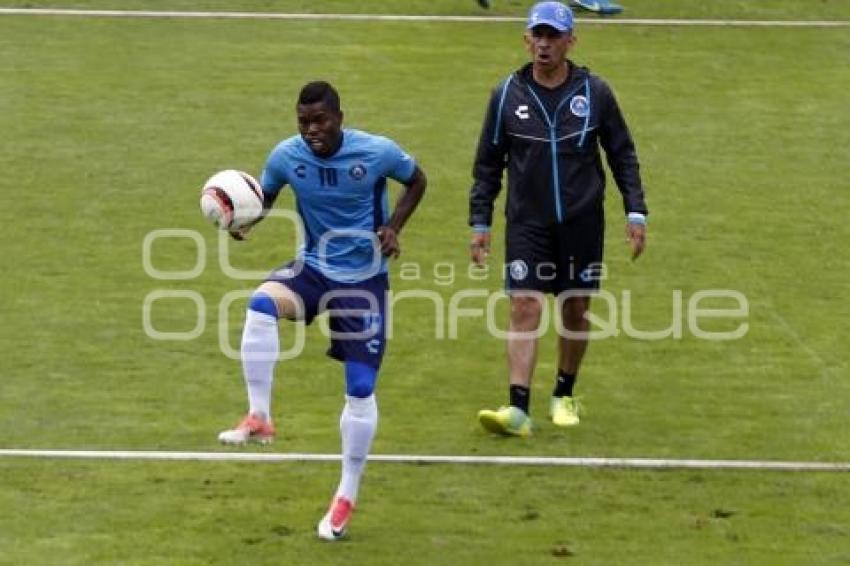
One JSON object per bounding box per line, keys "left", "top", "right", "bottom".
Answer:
{"left": 509, "top": 259, "right": 529, "bottom": 281}
{"left": 515, "top": 105, "right": 530, "bottom": 120}
{"left": 349, "top": 164, "right": 367, "bottom": 180}
{"left": 569, "top": 95, "right": 589, "bottom": 118}
{"left": 294, "top": 164, "right": 307, "bottom": 178}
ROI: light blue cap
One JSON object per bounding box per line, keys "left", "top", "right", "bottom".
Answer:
{"left": 527, "top": 1, "right": 574, "bottom": 32}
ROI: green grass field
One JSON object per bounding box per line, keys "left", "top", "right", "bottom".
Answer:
{"left": 2, "top": 1, "right": 849, "bottom": 564}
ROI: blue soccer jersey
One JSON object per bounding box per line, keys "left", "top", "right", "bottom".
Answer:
{"left": 260, "top": 129, "right": 417, "bottom": 282}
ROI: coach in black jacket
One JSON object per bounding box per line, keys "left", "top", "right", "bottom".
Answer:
{"left": 472, "top": 1, "right": 648, "bottom": 436}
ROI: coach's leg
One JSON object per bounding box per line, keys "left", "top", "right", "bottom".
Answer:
{"left": 478, "top": 293, "right": 542, "bottom": 436}
{"left": 507, "top": 293, "right": 544, "bottom": 413}
{"left": 550, "top": 294, "right": 590, "bottom": 427}
{"left": 557, "top": 294, "right": 590, "bottom": 380}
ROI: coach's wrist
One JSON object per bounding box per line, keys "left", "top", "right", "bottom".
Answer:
{"left": 472, "top": 224, "right": 491, "bottom": 234}
{"left": 627, "top": 212, "right": 647, "bottom": 225}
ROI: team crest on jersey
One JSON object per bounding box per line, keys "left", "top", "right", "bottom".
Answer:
{"left": 570, "top": 95, "right": 589, "bottom": 118}
{"left": 509, "top": 259, "right": 529, "bottom": 281}
{"left": 349, "top": 164, "right": 367, "bottom": 180}
{"left": 294, "top": 164, "right": 307, "bottom": 178}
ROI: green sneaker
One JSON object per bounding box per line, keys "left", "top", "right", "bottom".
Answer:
{"left": 478, "top": 406, "right": 533, "bottom": 437}
{"left": 550, "top": 396, "right": 580, "bottom": 427}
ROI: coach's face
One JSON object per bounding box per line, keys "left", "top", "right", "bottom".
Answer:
{"left": 297, "top": 101, "right": 344, "bottom": 157}
{"left": 525, "top": 24, "right": 575, "bottom": 71}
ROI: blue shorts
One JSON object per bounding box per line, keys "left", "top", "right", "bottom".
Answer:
{"left": 266, "top": 261, "right": 388, "bottom": 369}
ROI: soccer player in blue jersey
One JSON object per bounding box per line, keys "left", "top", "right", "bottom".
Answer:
{"left": 217, "top": 81, "right": 427, "bottom": 541}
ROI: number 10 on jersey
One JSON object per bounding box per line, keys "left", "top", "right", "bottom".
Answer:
{"left": 319, "top": 167, "right": 338, "bottom": 187}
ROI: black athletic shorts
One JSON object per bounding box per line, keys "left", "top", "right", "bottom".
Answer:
{"left": 505, "top": 210, "right": 605, "bottom": 295}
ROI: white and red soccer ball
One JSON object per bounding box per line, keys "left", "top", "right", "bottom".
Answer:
{"left": 199, "top": 169, "right": 263, "bottom": 230}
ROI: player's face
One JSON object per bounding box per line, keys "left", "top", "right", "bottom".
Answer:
{"left": 297, "top": 101, "right": 344, "bottom": 157}
{"left": 525, "top": 25, "right": 575, "bottom": 71}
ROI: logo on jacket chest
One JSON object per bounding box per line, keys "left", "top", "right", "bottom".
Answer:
{"left": 515, "top": 105, "right": 530, "bottom": 120}
{"left": 569, "top": 95, "right": 589, "bottom": 118}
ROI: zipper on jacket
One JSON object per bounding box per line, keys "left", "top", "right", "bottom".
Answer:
{"left": 525, "top": 81, "right": 587, "bottom": 223}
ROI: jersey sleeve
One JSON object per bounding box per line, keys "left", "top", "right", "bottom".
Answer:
{"left": 382, "top": 139, "right": 417, "bottom": 184}
{"left": 259, "top": 144, "right": 289, "bottom": 200}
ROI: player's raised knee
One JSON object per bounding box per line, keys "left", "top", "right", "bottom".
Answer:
{"left": 255, "top": 281, "right": 302, "bottom": 319}
{"left": 248, "top": 290, "right": 279, "bottom": 318}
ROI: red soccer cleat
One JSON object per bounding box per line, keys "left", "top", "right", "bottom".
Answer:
{"left": 217, "top": 414, "right": 275, "bottom": 445}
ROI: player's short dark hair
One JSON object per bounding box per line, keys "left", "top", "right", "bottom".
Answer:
{"left": 298, "top": 81, "right": 341, "bottom": 113}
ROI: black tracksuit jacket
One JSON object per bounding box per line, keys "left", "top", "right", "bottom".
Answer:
{"left": 469, "top": 61, "right": 648, "bottom": 228}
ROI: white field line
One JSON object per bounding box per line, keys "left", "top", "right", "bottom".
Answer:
{"left": 1, "top": 449, "right": 849, "bottom": 471}
{"left": 0, "top": 8, "right": 848, "bottom": 27}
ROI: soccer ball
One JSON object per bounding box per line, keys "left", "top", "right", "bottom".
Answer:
{"left": 199, "top": 169, "right": 264, "bottom": 230}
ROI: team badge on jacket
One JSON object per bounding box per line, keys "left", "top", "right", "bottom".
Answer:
{"left": 570, "top": 95, "right": 589, "bottom": 118}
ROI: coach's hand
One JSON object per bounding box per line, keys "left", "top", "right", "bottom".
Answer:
{"left": 377, "top": 226, "right": 401, "bottom": 259}
{"left": 470, "top": 231, "right": 491, "bottom": 266}
{"left": 625, "top": 222, "right": 646, "bottom": 260}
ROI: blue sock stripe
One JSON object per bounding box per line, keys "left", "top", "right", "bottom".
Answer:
{"left": 248, "top": 292, "right": 278, "bottom": 318}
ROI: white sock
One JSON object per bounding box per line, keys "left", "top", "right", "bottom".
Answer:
{"left": 336, "top": 394, "right": 378, "bottom": 503}
{"left": 241, "top": 309, "right": 279, "bottom": 420}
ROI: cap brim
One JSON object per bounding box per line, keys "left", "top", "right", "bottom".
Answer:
{"left": 526, "top": 19, "right": 572, "bottom": 32}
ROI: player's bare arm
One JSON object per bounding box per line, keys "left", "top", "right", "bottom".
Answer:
{"left": 378, "top": 165, "right": 427, "bottom": 258}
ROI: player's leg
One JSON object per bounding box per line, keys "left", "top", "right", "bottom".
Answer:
{"left": 337, "top": 362, "right": 378, "bottom": 503}
{"left": 318, "top": 276, "right": 387, "bottom": 540}
{"left": 318, "top": 361, "right": 379, "bottom": 541}
{"left": 242, "top": 281, "right": 303, "bottom": 419}
{"left": 219, "top": 262, "right": 321, "bottom": 444}
{"left": 218, "top": 282, "right": 301, "bottom": 444}
{"left": 478, "top": 223, "right": 551, "bottom": 437}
